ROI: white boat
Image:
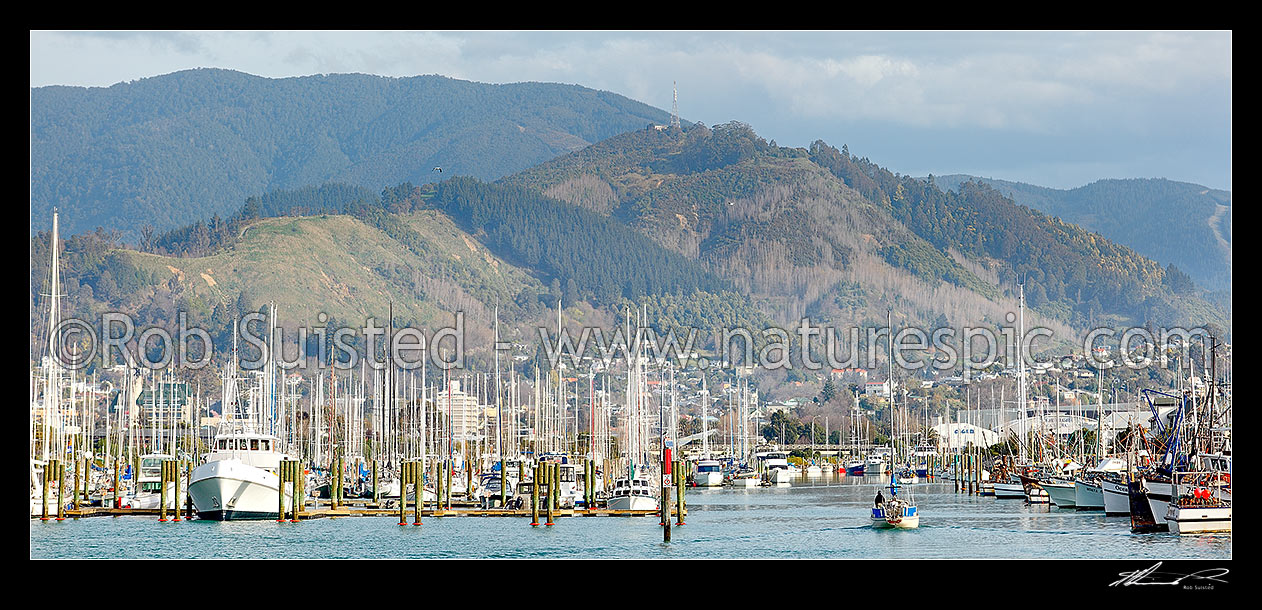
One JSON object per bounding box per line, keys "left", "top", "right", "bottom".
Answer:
{"left": 728, "top": 468, "right": 760, "bottom": 487}
{"left": 1042, "top": 478, "right": 1077, "bottom": 508}
{"left": 1073, "top": 479, "right": 1105, "bottom": 510}
{"left": 1167, "top": 503, "right": 1232, "bottom": 534}
{"left": 805, "top": 464, "right": 823, "bottom": 477}
{"left": 188, "top": 428, "right": 290, "bottom": 520}
{"left": 1101, "top": 476, "right": 1132, "bottom": 516}
{"left": 761, "top": 452, "right": 793, "bottom": 485}
{"left": 865, "top": 453, "right": 887, "bottom": 475}
{"left": 993, "top": 480, "right": 1027, "bottom": 499}
{"left": 871, "top": 491, "right": 919, "bottom": 529}
{"left": 693, "top": 459, "right": 725, "bottom": 487}
{"left": 1074, "top": 457, "right": 1125, "bottom": 510}
{"left": 1141, "top": 478, "right": 1173, "bottom": 525}
{"left": 607, "top": 470, "right": 659, "bottom": 511}
{"left": 125, "top": 453, "right": 186, "bottom": 509}
{"left": 1165, "top": 470, "right": 1231, "bottom": 534}
{"left": 552, "top": 461, "right": 581, "bottom": 508}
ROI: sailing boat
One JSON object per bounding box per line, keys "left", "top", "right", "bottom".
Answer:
{"left": 692, "top": 378, "right": 724, "bottom": 487}
{"left": 844, "top": 392, "right": 867, "bottom": 475}
{"left": 871, "top": 308, "right": 919, "bottom": 529}
{"left": 606, "top": 308, "right": 660, "bottom": 511}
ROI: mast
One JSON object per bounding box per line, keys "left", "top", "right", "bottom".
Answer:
{"left": 1017, "top": 284, "right": 1028, "bottom": 464}
{"left": 701, "top": 375, "right": 709, "bottom": 458}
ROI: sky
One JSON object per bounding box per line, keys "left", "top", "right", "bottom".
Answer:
{"left": 30, "top": 30, "right": 1232, "bottom": 191}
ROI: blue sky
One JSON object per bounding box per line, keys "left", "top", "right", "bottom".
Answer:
{"left": 30, "top": 30, "right": 1232, "bottom": 190}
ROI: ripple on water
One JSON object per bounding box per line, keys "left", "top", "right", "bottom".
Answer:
{"left": 30, "top": 483, "right": 1230, "bottom": 559}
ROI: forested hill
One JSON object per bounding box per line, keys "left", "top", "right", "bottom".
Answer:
{"left": 932, "top": 175, "right": 1232, "bottom": 292}
{"left": 504, "top": 123, "right": 1229, "bottom": 334}
{"left": 31, "top": 68, "right": 674, "bottom": 239}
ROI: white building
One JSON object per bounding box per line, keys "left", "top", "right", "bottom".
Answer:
{"left": 436, "top": 380, "right": 483, "bottom": 441}
{"left": 931, "top": 422, "right": 1001, "bottom": 449}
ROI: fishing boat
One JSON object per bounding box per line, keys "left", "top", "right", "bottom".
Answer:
{"left": 124, "top": 453, "right": 184, "bottom": 509}
{"left": 1040, "top": 470, "right": 1077, "bottom": 509}
{"left": 993, "top": 474, "right": 1027, "bottom": 499}
{"left": 1128, "top": 479, "right": 1166, "bottom": 532}
{"left": 1020, "top": 473, "right": 1050, "bottom": 504}
{"left": 1100, "top": 474, "right": 1132, "bottom": 516}
{"left": 1073, "top": 458, "right": 1124, "bottom": 510}
{"left": 1165, "top": 470, "right": 1231, "bottom": 534}
{"left": 865, "top": 452, "right": 888, "bottom": 476}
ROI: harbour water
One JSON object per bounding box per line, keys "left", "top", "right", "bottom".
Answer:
{"left": 30, "top": 474, "right": 1230, "bottom": 559}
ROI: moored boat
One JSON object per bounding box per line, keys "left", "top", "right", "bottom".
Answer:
{"left": 693, "top": 459, "right": 725, "bottom": 487}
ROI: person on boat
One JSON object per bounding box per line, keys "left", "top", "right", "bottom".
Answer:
{"left": 874, "top": 490, "right": 885, "bottom": 507}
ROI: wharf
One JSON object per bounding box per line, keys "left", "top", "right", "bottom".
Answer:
{"left": 39, "top": 506, "right": 668, "bottom": 519}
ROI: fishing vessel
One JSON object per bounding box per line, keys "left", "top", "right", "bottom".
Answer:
{"left": 1166, "top": 470, "right": 1231, "bottom": 534}
{"left": 188, "top": 319, "right": 294, "bottom": 521}
{"left": 1073, "top": 458, "right": 1125, "bottom": 510}
{"left": 1100, "top": 474, "right": 1132, "bottom": 516}
{"left": 865, "top": 452, "right": 887, "bottom": 476}
{"left": 844, "top": 459, "right": 866, "bottom": 476}
{"left": 993, "top": 475, "right": 1027, "bottom": 499}
{"left": 1042, "top": 476, "right": 1076, "bottom": 508}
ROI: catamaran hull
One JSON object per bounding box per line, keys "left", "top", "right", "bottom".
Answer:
{"left": 189, "top": 460, "right": 289, "bottom": 521}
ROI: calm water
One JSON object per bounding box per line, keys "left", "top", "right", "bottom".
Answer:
{"left": 30, "top": 475, "right": 1232, "bottom": 559}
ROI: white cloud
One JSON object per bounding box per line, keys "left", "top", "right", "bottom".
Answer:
{"left": 29, "top": 30, "right": 1231, "bottom": 189}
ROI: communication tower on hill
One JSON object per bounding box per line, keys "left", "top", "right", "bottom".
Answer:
{"left": 671, "top": 81, "right": 680, "bottom": 129}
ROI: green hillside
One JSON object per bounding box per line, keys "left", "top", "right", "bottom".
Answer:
{"left": 30, "top": 210, "right": 550, "bottom": 364}
{"left": 933, "top": 175, "right": 1232, "bottom": 292}
{"left": 505, "top": 123, "right": 1228, "bottom": 336}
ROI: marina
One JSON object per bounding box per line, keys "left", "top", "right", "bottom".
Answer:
{"left": 28, "top": 32, "right": 1231, "bottom": 570}
{"left": 30, "top": 474, "right": 1231, "bottom": 559}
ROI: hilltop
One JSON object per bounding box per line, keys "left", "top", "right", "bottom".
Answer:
{"left": 31, "top": 69, "right": 675, "bottom": 239}
{"left": 504, "top": 124, "right": 1229, "bottom": 339}
{"left": 932, "top": 175, "right": 1231, "bottom": 293}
